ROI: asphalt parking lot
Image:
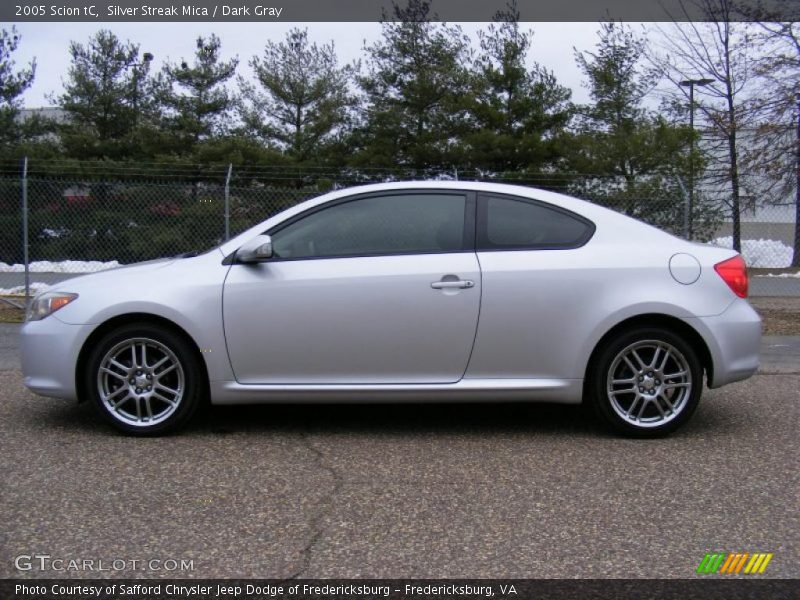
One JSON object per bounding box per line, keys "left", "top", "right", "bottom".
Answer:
{"left": 0, "top": 324, "right": 797, "bottom": 579}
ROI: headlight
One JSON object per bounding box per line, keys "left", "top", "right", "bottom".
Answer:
{"left": 26, "top": 292, "right": 79, "bottom": 321}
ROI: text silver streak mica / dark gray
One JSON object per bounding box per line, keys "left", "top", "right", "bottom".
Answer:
{"left": 20, "top": 181, "right": 761, "bottom": 436}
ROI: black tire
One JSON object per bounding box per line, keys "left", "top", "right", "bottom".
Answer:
{"left": 84, "top": 322, "right": 205, "bottom": 435}
{"left": 588, "top": 326, "right": 703, "bottom": 438}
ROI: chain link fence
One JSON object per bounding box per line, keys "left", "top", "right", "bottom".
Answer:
{"left": 0, "top": 160, "right": 797, "bottom": 303}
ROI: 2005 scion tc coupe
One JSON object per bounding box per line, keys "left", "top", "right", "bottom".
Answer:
{"left": 21, "top": 182, "right": 761, "bottom": 437}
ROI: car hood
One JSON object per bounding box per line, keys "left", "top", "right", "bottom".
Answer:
{"left": 42, "top": 249, "right": 227, "bottom": 327}
{"left": 45, "top": 257, "right": 181, "bottom": 294}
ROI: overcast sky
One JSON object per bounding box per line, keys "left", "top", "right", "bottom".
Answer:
{"left": 9, "top": 22, "right": 607, "bottom": 108}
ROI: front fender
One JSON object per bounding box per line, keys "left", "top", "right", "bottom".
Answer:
{"left": 52, "top": 251, "right": 234, "bottom": 383}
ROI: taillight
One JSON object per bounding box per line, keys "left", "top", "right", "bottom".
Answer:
{"left": 714, "top": 255, "right": 748, "bottom": 298}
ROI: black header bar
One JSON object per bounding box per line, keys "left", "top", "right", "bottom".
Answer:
{"left": 3, "top": 0, "right": 799, "bottom": 22}
{"left": 2, "top": 579, "right": 799, "bottom": 600}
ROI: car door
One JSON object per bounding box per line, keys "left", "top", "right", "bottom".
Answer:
{"left": 222, "top": 190, "right": 481, "bottom": 384}
{"left": 467, "top": 192, "right": 597, "bottom": 380}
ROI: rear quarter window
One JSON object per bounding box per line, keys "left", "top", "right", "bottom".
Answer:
{"left": 478, "top": 194, "right": 594, "bottom": 250}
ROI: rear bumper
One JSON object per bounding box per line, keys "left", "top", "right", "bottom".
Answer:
{"left": 20, "top": 317, "right": 91, "bottom": 401}
{"left": 692, "top": 299, "right": 762, "bottom": 388}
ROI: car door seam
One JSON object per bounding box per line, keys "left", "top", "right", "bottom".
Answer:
{"left": 220, "top": 261, "right": 240, "bottom": 383}
{"left": 459, "top": 251, "right": 484, "bottom": 381}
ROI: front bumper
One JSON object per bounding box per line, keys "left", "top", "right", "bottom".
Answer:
{"left": 692, "top": 298, "right": 762, "bottom": 388}
{"left": 20, "top": 316, "right": 93, "bottom": 400}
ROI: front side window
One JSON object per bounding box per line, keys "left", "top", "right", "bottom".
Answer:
{"left": 479, "top": 195, "right": 594, "bottom": 250}
{"left": 271, "top": 193, "right": 467, "bottom": 260}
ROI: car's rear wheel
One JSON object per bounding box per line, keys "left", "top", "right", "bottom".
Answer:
{"left": 589, "top": 327, "right": 703, "bottom": 437}
{"left": 85, "top": 323, "right": 203, "bottom": 435}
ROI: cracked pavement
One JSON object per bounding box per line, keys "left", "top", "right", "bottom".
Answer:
{"left": 0, "top": 326, "right": 798, "bottom": 579}
{"left": 288, "top": 433, "right": 344, "bottom": 580}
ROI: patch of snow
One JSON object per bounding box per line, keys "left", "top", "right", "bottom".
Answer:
{"left": 40, "top": 228, "right": 69, "bottom": 239}
{"left": 0, "top": 260, "right": 120, "bottom": 273}
{"left": 709, "top": 237, "right": 793, "bottom": 268}
{"left": 0, "top": 282, "right": 52, "bottom": 296}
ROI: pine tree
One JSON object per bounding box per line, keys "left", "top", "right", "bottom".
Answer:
{"left": 0, "top": 26, "right": 36, "bottom": 146}
{"left": 465, "top": 2, "right": 572, "bottom": 174}
{"left": 355, "top": 0, "right": 472, "bottom": 171}
{"left": 158, "top": 34, "right": 238, "bottom": 154}
{"left": 239, "top": 28, "right": 355, "bottom": 165}
{"left": 570, "top": 22, "right": 713, "bottom": 237}
{"left": 57, "top": 30, "right": 154, "bottom": 159}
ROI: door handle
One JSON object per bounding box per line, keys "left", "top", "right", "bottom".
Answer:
{"left": 431, "top": 280, "right": 475, "bottom": 290}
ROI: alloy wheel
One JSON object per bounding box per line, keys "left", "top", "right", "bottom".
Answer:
{"left": 96, "top": 337, "right": 185, "bottom": 427}
{"left": 606, "top": 339, "right": 693, "bottom": 428}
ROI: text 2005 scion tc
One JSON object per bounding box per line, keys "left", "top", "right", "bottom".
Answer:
{"left": 21, "top": 181, "right": 761, "bottom": 436}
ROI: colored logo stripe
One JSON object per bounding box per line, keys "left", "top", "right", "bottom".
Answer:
{"left": 697, "top": 553, "right": 773, "bottom": 574}
{"left": 745, "top": 553, "right": 773, "bottom": 574}
{"left": 719, "top": 553, "right": 748, "bottom": 573}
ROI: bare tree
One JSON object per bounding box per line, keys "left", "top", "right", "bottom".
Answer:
{"left": 650, "top": 0, "right": 761, "bottom": 252}
{"left": 741, "top": 13, "right": 800, "bottom": 266}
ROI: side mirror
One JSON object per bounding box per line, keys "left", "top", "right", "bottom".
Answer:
{"left": 236, "top": 234, "right": 273, "bottom": 263}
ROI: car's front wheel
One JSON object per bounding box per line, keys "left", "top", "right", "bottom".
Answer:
{"left": 588, "top": 327, "right": 703, "bottom": 437}
{"left": 85, "top": 323, "right": 204, "bottom": 435}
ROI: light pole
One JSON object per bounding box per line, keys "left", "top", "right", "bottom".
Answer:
{"left": 680, "top": 78, "right": 713, "bottom": 240}
{"left": 793, "top": 92, "right": 799, "bottom": 268}
{"left": 129, "top": 52, "right": 154, "bottom": 125}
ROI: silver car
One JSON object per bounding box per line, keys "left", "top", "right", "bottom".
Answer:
{"left": 20, "top": 181, "right": 761, "bottom": 436}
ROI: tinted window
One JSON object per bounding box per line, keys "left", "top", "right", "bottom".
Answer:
{"left": 480, "top": 195, "right": 592, "bottom": 250}
{"left": 271, "top": 193, "right": 467, "bottom": 260}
